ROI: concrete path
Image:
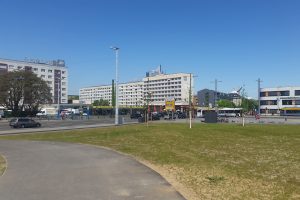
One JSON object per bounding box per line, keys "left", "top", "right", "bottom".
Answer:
{"left": 0, "top": 140, "right": 184, "bottom": 200}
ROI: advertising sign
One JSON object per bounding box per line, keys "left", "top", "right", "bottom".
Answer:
{"left": 165, "top": 99, "right": 175, "bottom": 111}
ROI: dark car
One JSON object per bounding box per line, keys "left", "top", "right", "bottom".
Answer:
{"left": 164, "top": 114, "right": 176, "bottom": 120}
{"left": 151, "top": 114, "right": 160, "bottom": 120}
{"left": 130, "top": 113, "right": 142, "bottom": 119}
{"left": 178, "top": 112, "right": 187, "bottom": 119}
{"left": 10, "top": 118, "right": 41, "bottom": 128}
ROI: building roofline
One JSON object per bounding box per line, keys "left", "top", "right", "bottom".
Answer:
{"left": 79, "top": 80, "right": 144, "bottom": 90}
{"left": 261, "top": 86, "right": 300, "bottom": 90}
{"left": 0, "top": 58, "right": 67, "bottom": 68}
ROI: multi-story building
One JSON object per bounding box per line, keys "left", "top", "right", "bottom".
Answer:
{"left": 0, "top": 58, "right": 68, "bottom": 104}
{"left": 79, "top": 67, "right": 194, "bottom": 108}
{"left": 143, "top": 72, "right": 193, "bottom": 107}
{"left": 197, "top": 89, "right": 242, "bottom": 107}
{"left": 259, "top": 86, "right": 300, "bottom": 115}
{"left": 79, "top": 81, "right": 144, "bottom": 106}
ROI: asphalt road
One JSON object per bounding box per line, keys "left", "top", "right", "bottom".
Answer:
{"left": 0, "top": 140, "right": 184, "bottom": 200}
{"left": 0, "top": 117, "right": 138, "bottom": 133}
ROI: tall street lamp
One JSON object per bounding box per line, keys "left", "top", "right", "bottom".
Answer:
{"left": 56, "top": 78, "right": 61, "bottom": 119}
{"left": 111, "top": 46, "right": 119, "bottom": 125}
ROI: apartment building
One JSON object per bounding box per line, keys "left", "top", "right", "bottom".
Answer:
{"left": 79, "top": 81, "right": 144, "bottom": 106}
{"left": 260, "top": 86, "right": 300, "bottom": 115}
{"left": 0, "top": 58, "right": 68, "bottom": 104}
{"left": 79, "top": 68, "right": 193, "bottom": 108}
{"left": 143, "top": 72, "right": 193, "bottom": 106}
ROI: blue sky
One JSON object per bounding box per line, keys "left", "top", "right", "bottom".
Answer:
{"left": 0, "top": 0, "right": 299, "bottom": 98}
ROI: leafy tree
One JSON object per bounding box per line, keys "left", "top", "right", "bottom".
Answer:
{"left": 241, "top": 98, "right": 258, "bottom": 112}
{"left": 93, "top": 99, "right": 109, "bottom": 106}
{"left": 204, "top": 92, "right": 210, "bottom": 107}
{"left": 0, "top": 71, "right": 51, "bottom": 116}
{"left": 217, "top": 99, "right": 236, "bottom": 108}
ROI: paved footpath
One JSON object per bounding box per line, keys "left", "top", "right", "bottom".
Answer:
{"left": 0, "top": 140, "right": 184, "bottom": 200}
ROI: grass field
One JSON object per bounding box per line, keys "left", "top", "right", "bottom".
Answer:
{"left": 0, "top": 123, "right": 299, "bottom": 199}
{"left": 0, "top": 154, "right": 6, "bottom": 176}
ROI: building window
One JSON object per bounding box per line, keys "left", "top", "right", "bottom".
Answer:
{"left": 268, "top": 91, "right": 278, "bottom": 96}
{"left": 48, "top": 70, "right": 53, "bottom": 73}
{"left": 282, "top": 100, "right": 293, "bottom": 105}
{"left": 260, "top": 100, "right": 267, "bottom": 105}
{"left": 295, "top": 100, "right": 300, "bottom": 105}
{"left": 279, "top": 91, "right": 290, "bottom": 96}
{"left": 48, "top": 75, "right": 52, "bottom": 79}
{"left": 269, "top": 100, "right": 277, "bottom": 105}
{"left": 41, "top": 75, "right": 45, "bottom": 78}
{"left": 295, "top": 90, "right": 300, "bottom": 96}
{"left": 41, "top": 69, "right": 45, "bottom": 72}
{"left": 260, "top": 92, "right": 266, "bottom": 97}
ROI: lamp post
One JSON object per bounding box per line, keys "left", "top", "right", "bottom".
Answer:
{"left": 56, "top": 78, "right": 61, "bottom": 119}
{"left": 111, "top": 46, "right": 119, "bottom": 125}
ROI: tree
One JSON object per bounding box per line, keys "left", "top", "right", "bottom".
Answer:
{"left": 92, "top": 99, "right": 110, "bottom": 106}
{"left": 204, "top": 92, "right": 210, "bottom": 107}
{"left": 217, "top": 99, "right": 236, "bottom": 108}
{"left": 0, "top": 71, "right": 52, "bottom": 116}
{"left": 241, "top": 98, "right": 258, "bottom": 113}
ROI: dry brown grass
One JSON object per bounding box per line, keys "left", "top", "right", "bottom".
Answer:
{"left": 0, "top": 154, "right": 6, "bottom": 176}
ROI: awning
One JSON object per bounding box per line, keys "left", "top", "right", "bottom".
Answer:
{"left": 281, "top": 107, "right": 300, "bottom": 111}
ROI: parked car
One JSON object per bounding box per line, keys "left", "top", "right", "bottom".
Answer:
{"left": 164, "top": 113, "right": 176, "bottom": 120}
{"left": 130, "top": 113, "right": 142, "bottom": 119}
{"left": 177, "top": 112, "right": 187, "bottom": 119}
{"left": 9, "top": 118, "right": 41, "bottom": 128}
{"left": 151, "top": 114, "right": 160, "bottom": 120}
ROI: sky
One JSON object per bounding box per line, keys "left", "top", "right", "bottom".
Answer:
{"left": 0, "top": 0, "right": 299, "bottom": 98}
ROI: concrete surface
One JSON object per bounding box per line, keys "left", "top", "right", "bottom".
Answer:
{"left": 0, "top": 140, "right": 184, "bottom": 200}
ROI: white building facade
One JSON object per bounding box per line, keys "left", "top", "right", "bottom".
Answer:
{"left": 143, "top": 73, "right": 193, "bottom": 106}
{"left": 0, "top": 58, "right": 68, "bottom": 104}
{"left": 79, "top": 81, "right": 144, "bottom": 106}
{"left": 260, "top": 86, "right": 300, "bottom": 115}
{"left": 79, "top": 70, "right": 193, "bottom": 108}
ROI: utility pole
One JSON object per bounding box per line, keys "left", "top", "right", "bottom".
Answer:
{"left": 146, "top": 77, "right": 151, "bottom": 127}
{"left": 256, "top": 78, "right": 263, "bottom": 115}
{"left": 111, "top": 46, "right": 119, "bottom": 125}
{"left": 189, "top": 73, "right": 192, "bottom": 129}
{"left": 211, "top": 79, "right": 222, "bottom": 111}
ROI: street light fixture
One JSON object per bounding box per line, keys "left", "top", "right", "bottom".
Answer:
{"left": 55, "top": 78, "right": 61, "bottom": 119}
{"left": 111, "top": 46, "right": 119, "bottom": 125}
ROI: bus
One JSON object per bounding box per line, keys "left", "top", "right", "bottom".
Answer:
{"left": 218, "top": 108, "right": 243, "bottom": 117}
{"left": 196, "top": 108, "right": 211, "bottom": 118}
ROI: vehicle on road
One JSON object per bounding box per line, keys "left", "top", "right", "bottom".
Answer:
{"left": 9, "top": 118, "right": 41, "bottom": 128}
{"left": 151, "top": 114, "right": 160, "bottom": 120}
{"left": 130, "top": 113, "right": 142, "bottom": 119}
{"left": 36, "top": 107, "right": 57, "bottom": 117}
{"left": 218, "top": 108, "right": 242, "bottom": 117}
{"left": 177, "top": 112, "right": 187, "bottom": 119}
{"left": 164, "top": 113, "right": 176, "bottom": 120}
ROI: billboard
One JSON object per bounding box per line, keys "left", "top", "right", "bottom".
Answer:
{"left": 165, "top": 99, "right": 175, "bottom": 111}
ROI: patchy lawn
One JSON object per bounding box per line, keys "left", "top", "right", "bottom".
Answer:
{"left": 1, "top": 123, "right": 299, "bottom": 199}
